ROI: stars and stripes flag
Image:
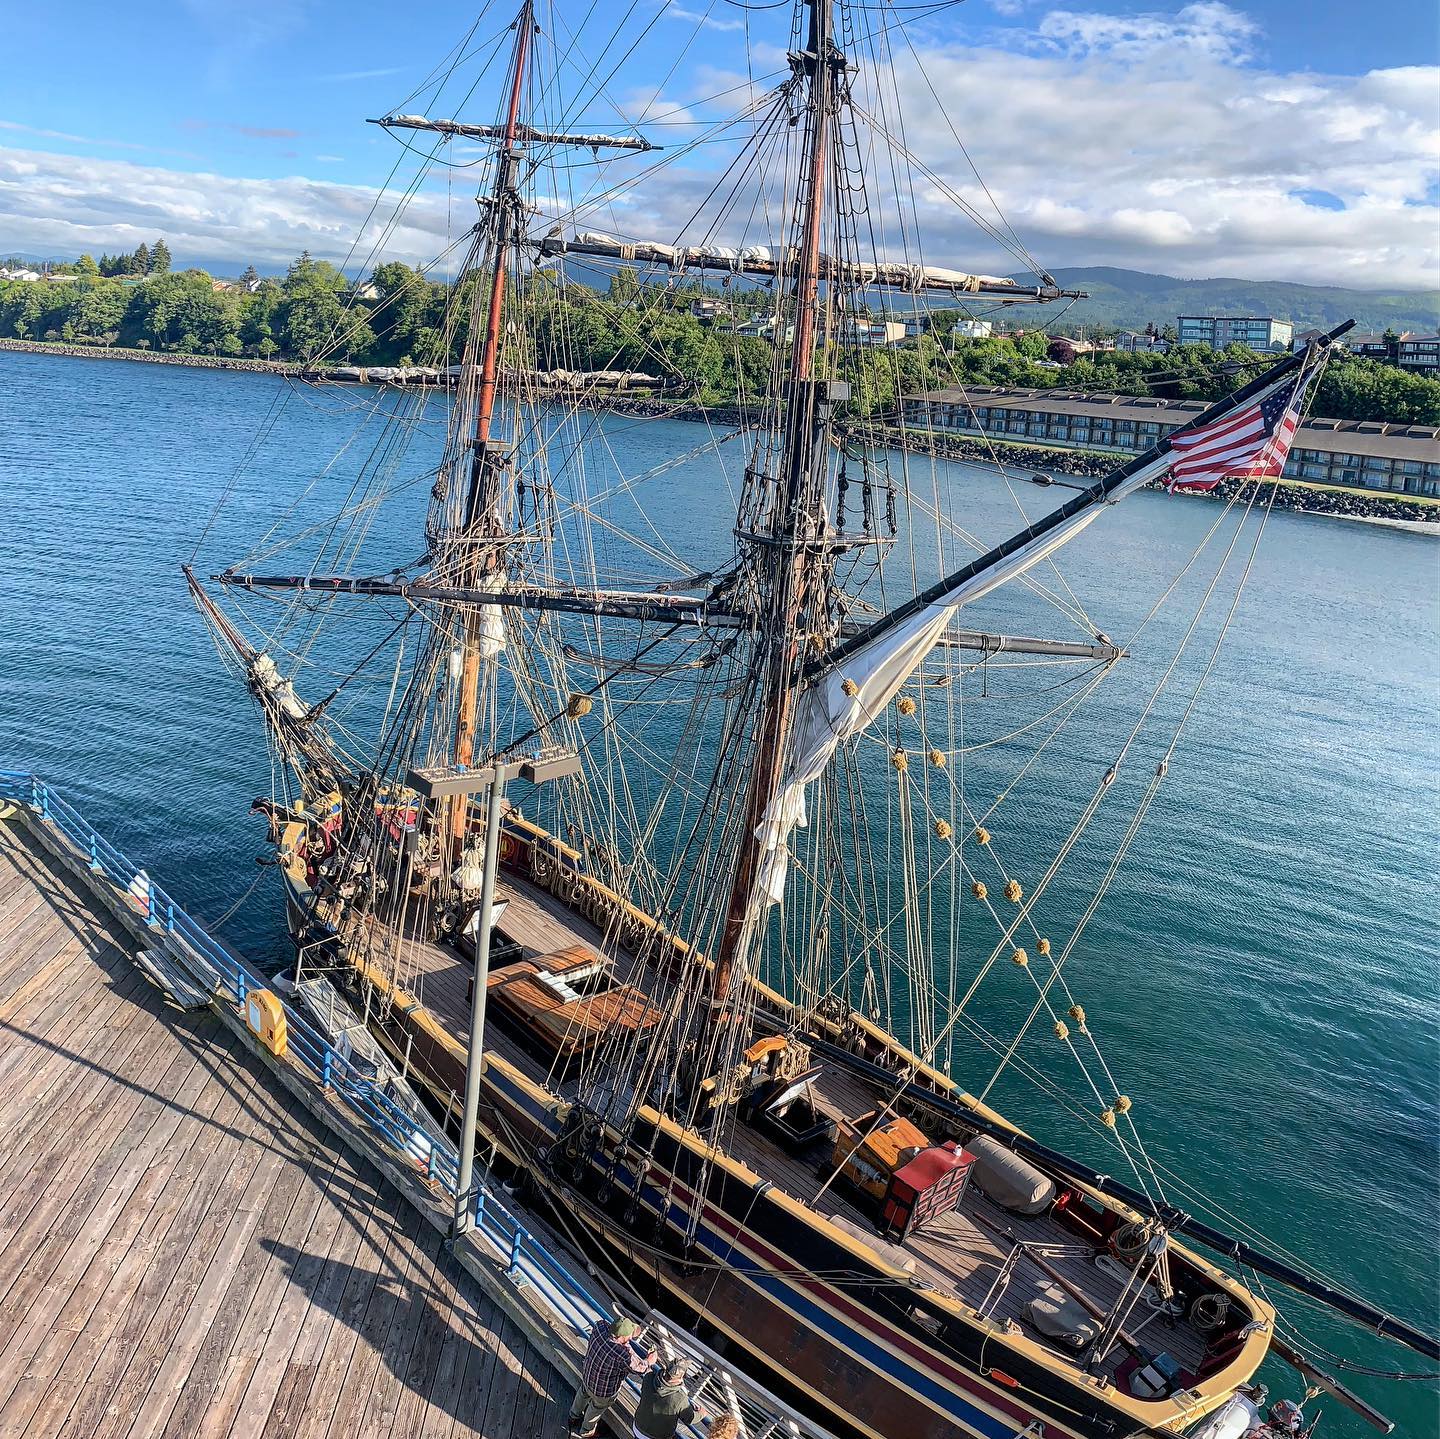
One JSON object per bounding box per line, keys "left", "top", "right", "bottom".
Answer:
{"left": 1165, "top": 370, "right": 1313, "bottom": 492}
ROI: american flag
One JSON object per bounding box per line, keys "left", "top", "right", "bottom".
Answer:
{"left": 1166, "top": 373, "right": 1310, "bottom": 492}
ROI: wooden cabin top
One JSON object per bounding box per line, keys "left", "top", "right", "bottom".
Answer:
{"left": 487, "top": 944, "right": 660, "bottom": 1050}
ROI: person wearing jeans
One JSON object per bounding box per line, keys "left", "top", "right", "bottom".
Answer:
{"left": 569, "top": 1315, "right": 654, "bottom": 1438}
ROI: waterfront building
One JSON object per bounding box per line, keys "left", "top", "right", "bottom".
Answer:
{"left": 1347, "top": 332, "right": 1395, "bottom": 361}
{"left": 733, "top": 315, "right": 795, "bottom": 343}
{"left": 905, "top": 315, "right": 994, "bottom": 341}
{"left": 844, "top": 318, "right": 907, "bottom": 346}
{"left": 1396, "top": 335, "right": 1440, "bottom": 373}
{"left": 1177, "top": 314, "right": 1293, "bottom": 352}
{"left": 690, "top": 297, "right": 727, "bottom": 320}
{"left": 1046, "top": 336, "right": 1098, "bottom": 364}
{"left": 0, "top": 266, "right": 41, "bottom": 282}
{"left": 903, "top": 385, "right": 1440, "bottom": 496}
{"left": 1115, "top": 330, "right": 1168, "bottom": 353}
{"left": 1340, "top": 331, "right": 1440, "bottom": 373}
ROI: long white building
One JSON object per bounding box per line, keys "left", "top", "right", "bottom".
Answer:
{"left": 903, "top": 385, "right": 1440, "bottom": 498}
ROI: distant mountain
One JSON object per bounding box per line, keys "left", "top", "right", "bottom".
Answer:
{"left": 1008, "top": 266, "right": 1440, "bottom": 337}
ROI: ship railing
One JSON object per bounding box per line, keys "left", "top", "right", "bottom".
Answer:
{"left": 0, "top": 769, "right": 835, "bottom": 1439}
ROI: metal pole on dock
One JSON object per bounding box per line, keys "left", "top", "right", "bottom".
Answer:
{"left": 454, "top": 768, "right": 507, "bottom": 1237}
{"left": 450, "top": 746, "right": 581, "bottom": 1237}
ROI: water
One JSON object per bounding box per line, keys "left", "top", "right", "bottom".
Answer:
{"left": 2, "top": 348, "right": 1436, "bottom": 1433}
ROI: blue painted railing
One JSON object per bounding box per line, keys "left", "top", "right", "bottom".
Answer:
{"left": 0, "top": 769, "right": 823, "bottom": 1439}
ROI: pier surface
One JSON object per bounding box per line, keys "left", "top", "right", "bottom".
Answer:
{"left": 0, "top": 818, "right": 568, "bottom": 1439}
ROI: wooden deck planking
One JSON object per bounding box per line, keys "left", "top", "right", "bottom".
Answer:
{"left": 0, "top": 819, "right": 569, "bottom": 1439}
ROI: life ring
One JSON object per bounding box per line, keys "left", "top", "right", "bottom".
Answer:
{"left": 497, "top": 832, "right": 519, "bottom": 867}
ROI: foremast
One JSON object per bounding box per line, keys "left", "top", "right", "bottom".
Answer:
{"left": 447, "top": 0, "right": 536, "bottom": 844}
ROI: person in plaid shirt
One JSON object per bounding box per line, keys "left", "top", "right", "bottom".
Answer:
{"left": 568, "top": 1315, "right": 655, "bottom": 1437}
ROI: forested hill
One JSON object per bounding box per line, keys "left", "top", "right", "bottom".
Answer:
{"left": 3, "top": 246, "right": 1438, "bottom": 425}
{"left": 1016, "top": 267, "right": 1440, "bottom": 336}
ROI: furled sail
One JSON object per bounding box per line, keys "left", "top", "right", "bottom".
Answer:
{"left": 544, "top": 230, "right": 1080, "bottom": 302}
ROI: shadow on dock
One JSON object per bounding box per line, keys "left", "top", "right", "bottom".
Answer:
{"left": 0, "top": 814, "right": 569, "bottom": 1439}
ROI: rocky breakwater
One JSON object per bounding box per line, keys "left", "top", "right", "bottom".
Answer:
{"left": 0, "top": 337, "right": 303, "bottom": 375}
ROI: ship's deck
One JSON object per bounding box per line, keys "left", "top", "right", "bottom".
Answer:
{"left": 372, "top": 868, "right": 1209, "bottom": 1387}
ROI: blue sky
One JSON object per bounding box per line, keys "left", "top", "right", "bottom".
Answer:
{"left": 1, "top": 0, "right": 1436, "bottom": 287}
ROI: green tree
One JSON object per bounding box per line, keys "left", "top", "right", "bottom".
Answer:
{"left": 70, "top": 282, "right": 127, "bottom": 341}
{"left": 75, "top": 254, "right": 100, "bottom": 277}
{"left": 1010, "top": 330, "right": 1050, "bottom": 361}
{"left": 608, "top": 266, "right": 640, "bottom": 305}
{"left": 150, "top": 239, "right": 172, "bottom": 274}
{"left": 118, "top": 269, "right": 239, "bottom": 352}
{"left": 279, "top": 251, "right": 373, "bottom": 361}
{"left": 0, "top": 282, "right": 45, "bottom": 340}
{"left": 366, "top": 260, "right": 443, "bottom": 364}
{"left": 238, "top": 282, "right": 281, "bottom": 358}
{"left": 133, "top": 242, "right": 151, "bottom": 275}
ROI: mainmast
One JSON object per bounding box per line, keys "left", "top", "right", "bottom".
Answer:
{"left": 449, "top": 0, "right": 535, "bottom": 841}
{"left": 710, "top": 0, "right": 846, "bottom": 1011}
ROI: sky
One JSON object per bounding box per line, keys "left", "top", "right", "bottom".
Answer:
{"left": 0, "top": 0, "right": 1436, "bottom": 290}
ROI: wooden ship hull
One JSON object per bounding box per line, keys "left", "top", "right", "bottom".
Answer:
{"left": 273, "top": 809, "right": 1271, "bottom": 1439}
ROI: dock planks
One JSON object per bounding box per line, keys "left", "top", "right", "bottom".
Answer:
{"left": 0, "top": 819, "right": 570, "bottom": 1439}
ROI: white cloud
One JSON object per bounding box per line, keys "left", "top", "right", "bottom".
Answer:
{"left": 0, "top": 5, "right": 1435, "bottom": 290}
{"left": 0, "top": 148, "right": 456, "bottom": 271}
{"left": 665, "top": 5, "right": 746, "bottom": 33}
{"left": 316, "top": 67, "right": 408, "bottom": 83}
{"left": 858, "top": 17, "right": 1439, "bottom": 289}
{"left": 587, "top": 19, "right": 1439, "bottom": 291}
{"left": 1035, "top": 2, "right": 1259, "bottom": 64}
{"left": 0, "top": 120, "right": 200, "bottom": 162}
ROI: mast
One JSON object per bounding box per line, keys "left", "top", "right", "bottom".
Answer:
{"left": 450, "top": 0, "right": 535, "bottom": 841}
{"left": 710, "top": 0, "right": 844, "bottom": 1011}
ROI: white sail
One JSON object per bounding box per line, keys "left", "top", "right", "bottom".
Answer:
{"left": 751, "top": 446, "right": 1178, "bottom": 911}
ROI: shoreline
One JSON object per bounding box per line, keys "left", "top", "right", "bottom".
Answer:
{"left": 0, "top": 335, "right": 305, "bottom": 375}
{"left": 5, "top": 337, "right": 1435, "bottom": 531}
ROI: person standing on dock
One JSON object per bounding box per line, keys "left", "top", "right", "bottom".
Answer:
{"left": 569, "top": 1315, "right": 655, "bottom": 1438}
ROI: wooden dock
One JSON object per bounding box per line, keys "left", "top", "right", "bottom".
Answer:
{"left": 0, "top": 817, "right": 570, "bottom": 1439}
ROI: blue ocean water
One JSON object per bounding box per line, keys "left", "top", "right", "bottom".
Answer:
{"left": 1, "top": 348, "right": 1435, "bottom": 1433}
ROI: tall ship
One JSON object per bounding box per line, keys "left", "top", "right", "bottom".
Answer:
{"left": 186, "top": 3, "right": 1436, "bottom": 1435}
